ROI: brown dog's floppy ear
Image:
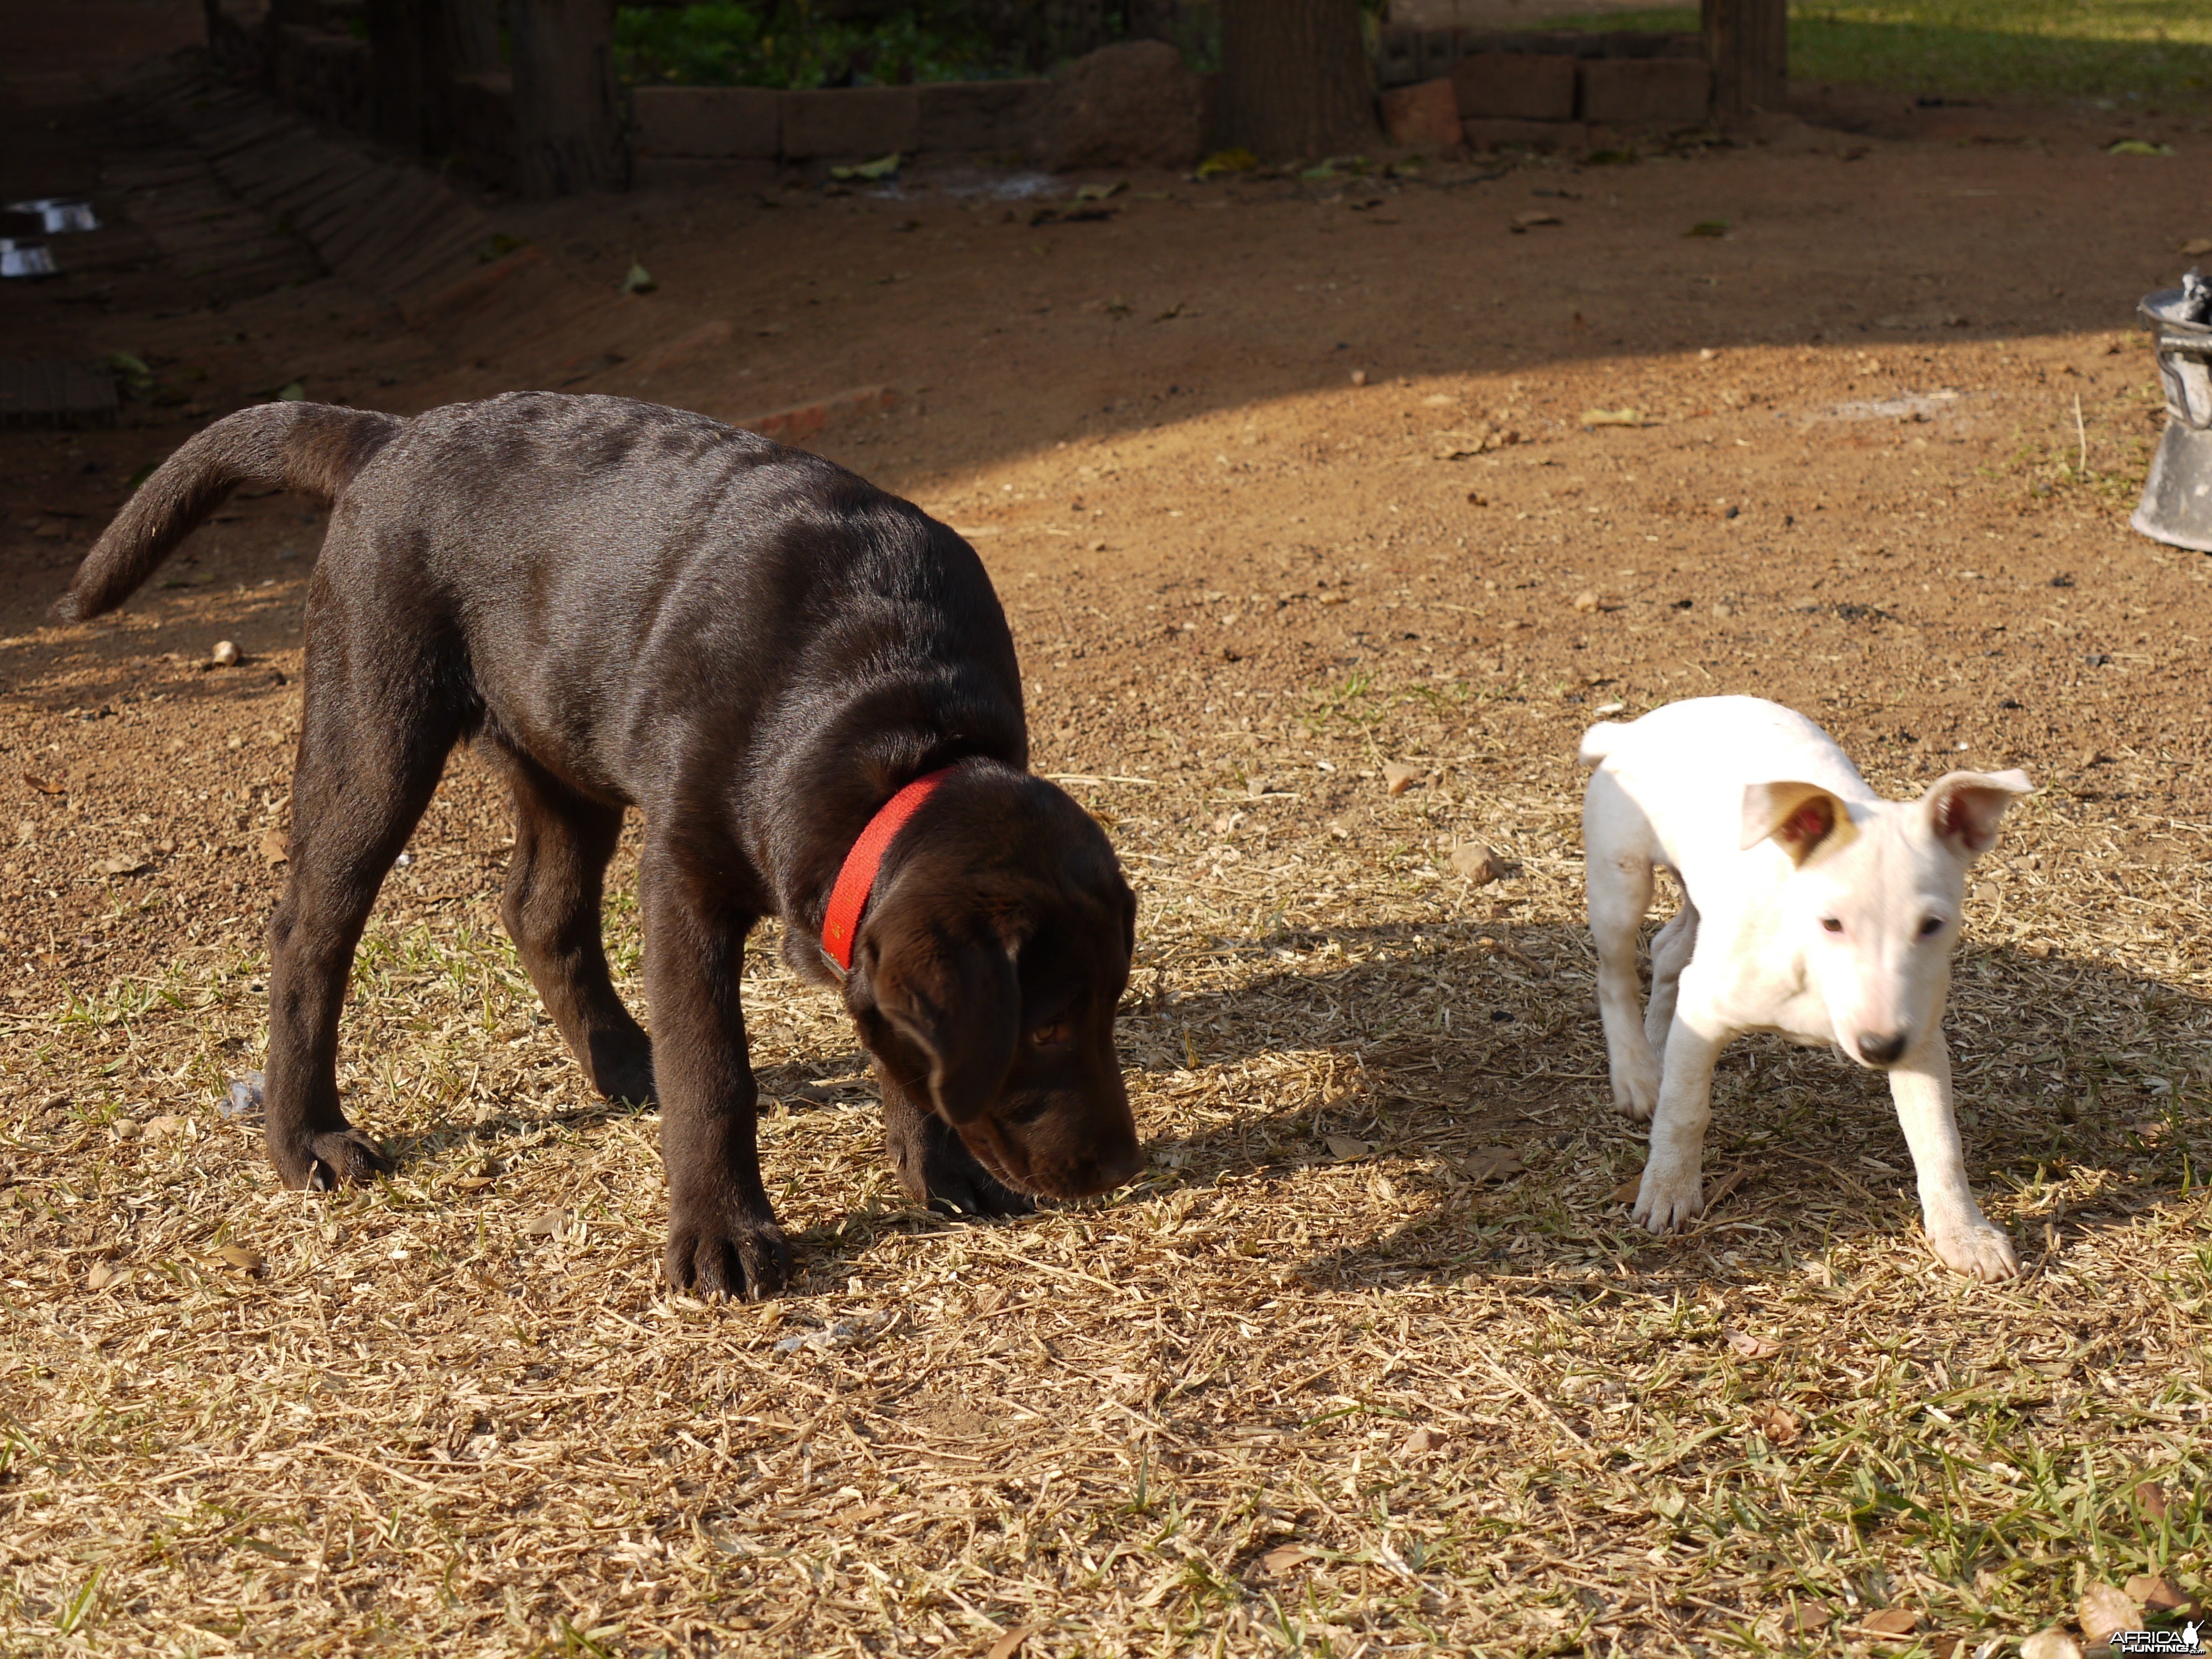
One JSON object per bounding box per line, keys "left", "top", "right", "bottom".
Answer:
{"left": 1923, "top": 768, "right": 2033, "bottom": 858}
{"left": 1741, "top": 781, "right": 1856, "bottom": 865}
{"left": 869, "top": 929, "right": 1020, "bottom": 1124}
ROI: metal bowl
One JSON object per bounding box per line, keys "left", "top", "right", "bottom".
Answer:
{"left": 6, "top": 198, "right": 101, "bottom": 234}
{"left": 2132, "top": 285, "right": 2212, "bottom": 552}
{"left": 0, "top": 239, "right": 59, "bottom": 279}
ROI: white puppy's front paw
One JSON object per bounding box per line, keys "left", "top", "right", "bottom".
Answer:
{"left": 1927, "top": 1220, "right": 2020, "bottom": 1282}
{"left": 1611, "top": 1055, "right": 1661, "bottom": 1121}
{"left": 1631, "top": 1166, "right": 1703, "bottom": 1233}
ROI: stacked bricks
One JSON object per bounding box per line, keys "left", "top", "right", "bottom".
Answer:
{"left": 634, "top": 80, "right": 1048, "bottom": 163}
{"left": 1375, "top": 28, "right": 1713, "bottom": 153}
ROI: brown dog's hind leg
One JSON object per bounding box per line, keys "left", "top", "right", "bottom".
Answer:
{"left": 497, "top": 757, "right": 655, "bottom": 1104}
{"left": 264, "top": 614, "right": 457, "bottom": 1190}
{"left": 640, "top": 851, "right": 790, "bottom": 1300}
{"left": 882, "top": 1071, "right": 1036, "bottom": 1218}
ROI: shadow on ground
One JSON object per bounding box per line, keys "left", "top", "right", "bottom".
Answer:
{"left": 624, "top": 914, "right": 2212, "bottom": 1294}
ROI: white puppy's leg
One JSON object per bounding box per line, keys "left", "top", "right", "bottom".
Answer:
{"left": 1888, "top": 1032, "right": 2020, "bottom": 1281}
{"left": 1644, "top": 900, "right": 1699, "bottom": 1064}
{"left": 1634, "top": 1006, "right": 1726, "bottom": 1233}
{"left": 1586, "top": 829, "right": 1662, "bottom": 1120}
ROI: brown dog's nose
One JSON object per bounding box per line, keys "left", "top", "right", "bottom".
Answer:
{"left": 1857, "top": 1030, "right": 1909, "bottom": 1067}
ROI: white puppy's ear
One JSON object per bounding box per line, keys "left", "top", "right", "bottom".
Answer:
{"left": 1923, "top": 769, "right": 2033, "bottom": 858}
{"left": 1740, "top": 781, "right": 1856, "bottom": 864}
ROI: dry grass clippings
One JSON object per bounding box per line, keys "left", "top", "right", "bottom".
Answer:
{"left": 2, "top": 651, "right": 2206, "bottom": 1656}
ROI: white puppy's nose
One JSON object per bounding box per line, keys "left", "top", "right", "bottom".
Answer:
{"left": 1856, "top": 1030, "right": 1910, "bottom": 1067}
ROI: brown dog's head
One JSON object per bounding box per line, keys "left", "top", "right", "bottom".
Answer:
{"left": 845, "top": 769, "right": 1141, "bottom": 1201}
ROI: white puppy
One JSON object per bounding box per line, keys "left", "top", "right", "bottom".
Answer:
{"left": 1578, "top": 696, "right": 2032, "bottom": 1281}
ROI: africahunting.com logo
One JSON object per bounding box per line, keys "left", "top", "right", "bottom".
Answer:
{"left": 2112, "top": 1624, "right": 2205, "bottom": 1657}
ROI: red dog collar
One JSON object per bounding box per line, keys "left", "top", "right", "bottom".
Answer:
{"left": 818, "top": 765, "right": 961, "bottom": 979}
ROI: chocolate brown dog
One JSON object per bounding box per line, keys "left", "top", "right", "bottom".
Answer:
{"left": 60, "top": 393, "right": 1143, "bottom": 1298}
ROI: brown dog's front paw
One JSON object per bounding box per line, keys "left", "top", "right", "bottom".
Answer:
{"left": 273, "top": 1128, "right": 393, "bottom": 1190}
{"left": 583, "top": 1031, "right": 657, "bottom": 1106}
{"left": 662, "top": 1211, "right": 791, "bottom": 1300}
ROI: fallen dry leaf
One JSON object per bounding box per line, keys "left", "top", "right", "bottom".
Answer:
{"left": 1381, "top": 760, "right": 1421, "bottom": 796}
{"left": 2020, "top": 1632, "right": 2084, "bottom": 1659}
{"left": 2125, "top": 1574, "right": 2187, "bottom": 1611}
{"left": 22, "top": 773, "right": 65, "bottom": 796}
{"left": 1787, "top": 1600, "right": 1833, "bottom": 1633}
{"left": 1580, "top": 408, "right": 1645, "bottom": 427}
{"left": 262, "top": 828, "right": 290, "bottom": 866}
{"left": 1450, "top": 843, "right": 1503, "bottom": 884}
{"left": 97, "top": 853, "right": 146, "bottom": 876}
{"left": 1323, "top": 1134, "right": 1372, "bottom": 1161}
{"left": 1259, "top": 1544, "right": 1318, "bottom": 1576}
{"left": 1572, "top": 588, "right": 1600, "bottom": 612}
{"left": 525, "top": 1207, "right": 572, "bottom": 1238}
{"left": 1754, "top": 1402, "right": 1801, "bottom": 1444}
{"left": 2079, "top": 1581, "right": 2141, "bottom": 1646}
{"left": 1460, "top": 1148, "right": 1524, "bottom": 1183}
{"left": 1723, "top": 1327, "right": 1782, "bottom": 1360}
{"left": 84, "top": 1260, "right": 124, "bottom": 1292}
{"left": 212, "top": 1245, "right": 263, "bottom": 1274}
{"left": 1858, "top": 1607, "right": 1919, "bottom": 1636}
{"left": 1609, "top": 1173, "right": 1644, "bottom": 1204}
{"left": 2137, "top": 1479, "right": 2171, "bottom": 1522}
{"left": 985, "top": 1625, "right": 1041, "bottom": 1659}
{"left": 2183, "top": 236, "right": 2212, "bottom": 257}
{"left": 1703, "top": 1165, "right": 1750, "bottom": 1209}
{"left": 1430, "top": 426, "right": 1516, "bottom": 460}
{"left": 144, "top": 1114, "right": 190, "bottom": 1137}
{"left": 1511, "top": 210, "right": 1561, "bottom": 229}
{"left": 1400, "top": 1425, "right": 1448, "bottom": 1455}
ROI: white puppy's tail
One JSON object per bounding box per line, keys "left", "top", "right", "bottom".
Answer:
{"left": 1577, "top": 721, "right": 1629, "bottom": 768}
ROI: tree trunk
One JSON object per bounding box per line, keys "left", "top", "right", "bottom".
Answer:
{"left": 366, "top": 0, "right": 436, "bottom": 155}
{"left": 439, "top": 0, "right": 500, "bottom": 76}
{"left": 367, "top": 0, "right": 501, "bottom": 159}
{"left": 511, "top": 0, "right": 628, "bottom": 198}
{"left": 1215, "top": 0, "right": 1376, "bottom": 164}
{"left": 1702, "top": 0, "right": 1787, "bottom": 122}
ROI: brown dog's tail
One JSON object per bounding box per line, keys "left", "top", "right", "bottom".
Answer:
{"left": 55, "top": 400, "right": 403, "bottom": 622}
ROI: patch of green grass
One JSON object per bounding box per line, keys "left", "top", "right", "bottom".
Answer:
{"left": 614, "top": 2, "right": 1015, "bottom": 88}
{"left": 1534, "top": 2, "right": 2212, "bottom": 107}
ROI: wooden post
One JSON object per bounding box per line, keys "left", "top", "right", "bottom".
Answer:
{"left": 367, "top": 0, "right": 502, "bottom": 161}
{"left": 366, "top": 0, "right": 435, "bottom": 155}
{"left": 1217, "top": 0, "right": 1378, "bottom": 164}
{"left": 1702, "top": 0, "right": 1787, "bottom": 123}
{"left": 511, "top": 0, "right": 629, "bottom": 197}
{"left": 439, "top": 0, "right": 499, "bottom": 76}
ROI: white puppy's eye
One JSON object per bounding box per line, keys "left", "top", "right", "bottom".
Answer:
{"left": 1819, "top": 917, "right": 1844, "bottom": 935}
{"left": 1918, "top": 915, "right": 1947, "bottom": 939}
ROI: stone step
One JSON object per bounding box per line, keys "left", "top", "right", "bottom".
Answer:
{"left": 0, "top": 360, "right": 120, "bottom": 428}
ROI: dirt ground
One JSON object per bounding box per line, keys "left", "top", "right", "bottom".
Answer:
{"left": 3, "top": 8, "right": 2210, "bottom": 1656}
